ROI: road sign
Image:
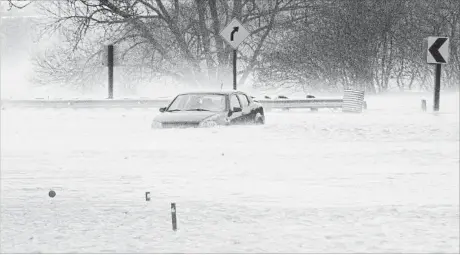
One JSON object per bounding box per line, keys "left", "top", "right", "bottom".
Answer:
{"left": 427, "top": 37, "right": 449, "bottom": 64}
{"left": 425, "top": 37, "right": 449, "bottom": 112}
{"left": 220, "top": 18, "right": 250, "bottom": 49}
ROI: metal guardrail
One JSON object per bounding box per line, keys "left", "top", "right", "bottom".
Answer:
{"left": 342, "top": 90, "right": 365, "bottom": 113}
{"left": 256, "top": 99, "right": 343, "bottom": 109}
{"left": 0, "top": 99, "right": 172, "bottom": 109}
{"left": 1, "top": 98, "right": 349, "bottom": 110}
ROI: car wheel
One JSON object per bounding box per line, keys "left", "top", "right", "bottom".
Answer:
{"left": 254, "top": 112, "right": 265, "bottom": 125}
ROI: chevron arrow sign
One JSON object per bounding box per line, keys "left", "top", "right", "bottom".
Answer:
{"left": 427, "top": 37, "right": 449, "bottom": 64}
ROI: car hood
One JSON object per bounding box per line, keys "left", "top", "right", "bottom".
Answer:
{"left": 154, "top": 111, "right": 220, "bottom": 123}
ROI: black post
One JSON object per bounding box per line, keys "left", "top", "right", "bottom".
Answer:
{"left": 233, "top": 49, "right": 237, "bottom": 90}
{"left": 171, "top": 203, "right": 177, "bottom": 231}
{"left": 108, "top": 44, "right": 114, "bottom": 99}
{"left": 433, "top": 64, "right": 441, "bottom": 111}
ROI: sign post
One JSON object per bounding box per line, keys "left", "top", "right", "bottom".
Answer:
{"left": 102, "top": 44, "right": 120, "bottom": 99}
{"left": 426, "top": 37, "right": 449, "bottom": 112}
{"left": 233, "top": 49, "right": 237, "bottom": 90}
{"left": 220, "top": 18, "right": 250, "bottom": 90}
{"left": 107, "top": 44, "right": 114, "bottom": 99}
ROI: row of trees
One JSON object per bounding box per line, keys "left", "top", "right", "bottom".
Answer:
{"left": 4, "top": 0, "right": 460, "bottom": 93}
{"left": 258, "top": 0, "right": 460, "bottom": 93}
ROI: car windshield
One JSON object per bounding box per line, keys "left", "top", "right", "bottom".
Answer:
{"left": 167, "top": 94, "right": 227, "bottom": 112}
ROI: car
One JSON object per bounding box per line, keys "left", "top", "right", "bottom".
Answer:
{"left": 151, "top": 91, "right": 265, "bottom": 128}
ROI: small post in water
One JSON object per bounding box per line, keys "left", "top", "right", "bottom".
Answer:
{"left": 171, "top": 203, "right": 177, "bottom": 231}
{"left": 145, "top": 192, "right": 150, "bottom": 201}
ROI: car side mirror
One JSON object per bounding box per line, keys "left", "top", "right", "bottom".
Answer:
{"left": 232, "top": 107, "right": 242, "bottom": 112}
{"left": 159, "top": 107, "right": 166, "bottom": 112}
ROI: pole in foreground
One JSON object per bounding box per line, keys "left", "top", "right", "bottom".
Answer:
{"left": 171, "top": 203, "right": 177, "bottom": 231}
{"left": 108, "top": 44, "right": 114, "bottom": 99}
{"left": 433, "top": 64, "right": 441, "bottom": 112}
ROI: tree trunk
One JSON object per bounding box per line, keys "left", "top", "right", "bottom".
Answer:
{"left": 195, "top": 0, "right": 215, "bottom": 86}
{"left": 209, "top": 0, "right": 230, "bottom": 85}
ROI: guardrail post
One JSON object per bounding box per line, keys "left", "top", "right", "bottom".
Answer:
{"left": 421, "top": 99, "right": 427, "bottom": 112}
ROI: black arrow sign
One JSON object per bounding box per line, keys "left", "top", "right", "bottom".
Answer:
{"left": 429, "top": 37, "right": 447, "bottom": 63}
{"left": 231, "top": 26, "right": 239, "bottom": 41}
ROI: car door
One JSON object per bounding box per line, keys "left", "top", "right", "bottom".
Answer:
{"left": 228, "top": 93, "right": 244, "bottom": 124}
{"left": 237, "top": 93, "right": 253, "bottom": 123}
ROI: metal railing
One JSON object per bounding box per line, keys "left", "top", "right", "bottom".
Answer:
{"left": 0, "top": 99, "right": 171, "bottom": 109}
{"left": 1, "top": 98, "right": 354, "bottom": 110}
{"left": 256, "top": 99, "right": 344, "bottom": 110}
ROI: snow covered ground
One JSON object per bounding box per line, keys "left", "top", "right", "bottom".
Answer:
{"left": 1, "top": 93, "right": 459, "bottom": 253}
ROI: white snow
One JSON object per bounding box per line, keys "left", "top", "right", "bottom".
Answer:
{"left": 1, "top": 93, "right": 459, "bottom": 253}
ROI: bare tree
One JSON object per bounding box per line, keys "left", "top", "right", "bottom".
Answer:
{"left": 27, "top": 0, "right": 311, "bottom": 90}
{"left": 256, "top": 0, "right": 459, "bottom": 93}
{"left": 6, "top": 0, "right": 459, "bottom": 92}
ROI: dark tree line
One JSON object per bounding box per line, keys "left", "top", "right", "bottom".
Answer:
{"left": 258, "top": 0, "right": 460, "bottom": 93}
{"left": 3, "top": 0, "right": 459, "bottom": 93}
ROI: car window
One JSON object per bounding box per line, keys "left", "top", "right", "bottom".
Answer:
{"left": 168, "top": 95, "right": 190, "bottom": 109}
{"left": 168, "top": 94, "right": 226, "bottom": 112}
{"left": 237, "top": 94, "right": 250, "bottom": 107}
{"left": 230, "top": 94, "right": 241, "bottom": 109}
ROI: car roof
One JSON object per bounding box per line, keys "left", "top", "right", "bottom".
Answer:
{"left": 176, "top": 90, "right": 247, "bottom": 96}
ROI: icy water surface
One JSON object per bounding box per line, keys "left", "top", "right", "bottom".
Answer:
{"left": 1, "top": 94, "right": 459, "bottom": 253}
